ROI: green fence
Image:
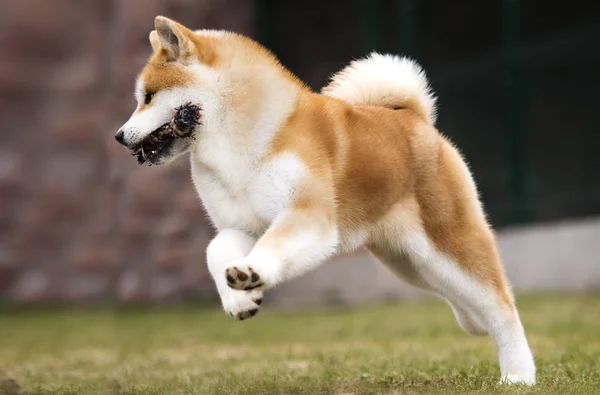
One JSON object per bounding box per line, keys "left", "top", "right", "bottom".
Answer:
{"left": 257, "top": 0, "right": 600, "bottom": 228}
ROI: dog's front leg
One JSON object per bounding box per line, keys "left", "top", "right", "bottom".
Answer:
{"left": 224, "top": 207, "right": 338, "bottom": 291}
{"left": 206, "top": 229, "right": 263, "bottom": 320}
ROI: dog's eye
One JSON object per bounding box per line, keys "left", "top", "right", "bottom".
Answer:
{"left": 144, "top": 93, "right": 154, "bottom": 105}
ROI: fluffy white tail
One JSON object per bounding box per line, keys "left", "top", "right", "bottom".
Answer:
{"left": 322, "top": 53, "right": 437, "bottom": 125}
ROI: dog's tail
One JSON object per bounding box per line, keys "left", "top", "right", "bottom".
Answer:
{"left": 322, "top": 53, "right": 437, "bottom": 125}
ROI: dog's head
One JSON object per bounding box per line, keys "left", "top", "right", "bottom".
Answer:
{"left": 115, "top": 16, "right": 223, "bottom": 166}
{"left": 116, "top": 16, "right": 303, "bottom": 166}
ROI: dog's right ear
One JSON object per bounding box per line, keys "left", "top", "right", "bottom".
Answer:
{"left": 153, "top": 16, "right": 194, "bottom": 62}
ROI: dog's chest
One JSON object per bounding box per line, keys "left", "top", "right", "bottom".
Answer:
{"left": 190, "top": 166, "right": 264, "bottom": 235}
{"left": 190, "top": 150, "right": 305, "bottom": 236}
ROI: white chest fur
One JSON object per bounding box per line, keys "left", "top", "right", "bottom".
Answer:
{"left": 190, "top": 150, "right": 307, "bottom": 237}
{"left": 190, "top": 155, "right": 264, "bottom": 235}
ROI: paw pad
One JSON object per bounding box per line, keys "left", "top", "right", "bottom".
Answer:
{"left": 225, "top": 266, "right": 264, "bottom": 291}
{"left": 231, "top": 306, "right": 260, "bottom": 321}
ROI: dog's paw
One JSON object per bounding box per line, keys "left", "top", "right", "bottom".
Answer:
{"left": 226, "top": 265, "right": 264, "bottom": 291}
{"left": 222, "top": 288, "right": 264, "bottom": 320}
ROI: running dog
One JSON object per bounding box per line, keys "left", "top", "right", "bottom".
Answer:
{"left": 115, "top": 16, "right": 536, "bottom": 385}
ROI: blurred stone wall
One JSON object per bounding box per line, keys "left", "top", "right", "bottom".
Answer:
{"left": 0, "top": 0, "right": 256, "bottom": 303}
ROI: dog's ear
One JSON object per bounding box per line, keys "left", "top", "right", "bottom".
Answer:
{"left": 153, "top": 16, "right": 194, "bottom": 62}
{"left": 149, "top": 30, "right": 161, "bottom": 53}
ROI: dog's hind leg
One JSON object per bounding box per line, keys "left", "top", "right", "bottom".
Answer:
{"left": 369, "top": 248, "right": 488, "bottom": 336}
{"left": 370, "top": 230, "right": 536, "bottom": 385}
{"left": 447, "top": 302, "right": 488, "bottom": 336}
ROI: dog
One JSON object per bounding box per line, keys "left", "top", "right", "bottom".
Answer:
{"left": 115, "top": 16, "right": 536, "bottom": 385}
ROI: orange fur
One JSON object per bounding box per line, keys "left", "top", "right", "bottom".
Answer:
{"left": 269, "top": 89, "right": 512, "bottom": 308}
{"left": 139, "top": 62, "right": 192, "bottom": 104}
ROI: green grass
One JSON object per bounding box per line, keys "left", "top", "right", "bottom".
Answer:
{"left": 1, "top": 294, "right": 599, "bottom": 394}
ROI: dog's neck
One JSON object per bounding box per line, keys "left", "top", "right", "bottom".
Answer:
{"left": 190, "top": 65, "right": 304, "bottom": 188}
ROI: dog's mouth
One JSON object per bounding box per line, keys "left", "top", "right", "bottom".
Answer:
{"left": 130, "top": 103, "right": 202, "bottom": 165}
{"left": 131, "top": 122, "right": 176, "bottom": 165}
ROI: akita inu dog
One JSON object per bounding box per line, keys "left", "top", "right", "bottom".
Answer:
{"left": 116, "top": 16, "right": 536, "bottom": 385}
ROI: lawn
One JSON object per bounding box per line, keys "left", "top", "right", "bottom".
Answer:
{"left": 0, "top": 294, "right": 599, "bottom": 394}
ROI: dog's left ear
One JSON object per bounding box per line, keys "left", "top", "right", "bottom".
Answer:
{"left": 149, "top": 30, "right": 161, "bottom": 53}
{"left": 153, "top": 16, "right": 194, "bottom": 62}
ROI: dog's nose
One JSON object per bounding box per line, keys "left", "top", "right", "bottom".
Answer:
{"left": 115, "top": 130, "right": 126, "bottom": 145}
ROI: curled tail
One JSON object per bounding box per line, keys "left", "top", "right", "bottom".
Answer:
{"left": 322, "top": 53, "right": 437, "bottom": 125}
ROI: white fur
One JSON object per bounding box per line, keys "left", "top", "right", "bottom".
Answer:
{"left": 121, "top": 81, "right": 174, "bottom": 146}
{"left": 246, "top": 210, "right": 339, "bottom": 287}
{"left": 206, "top": 229, "right": 263, "bottom": 319}
{"left": 339, "top": 228, "right": 371, "bottom": 253}
{"left": 251, "top": 153, "right": 306, "bottom": 222}
{"left": 192, "top": 159, "right": 266, "bottom": 235}
{"left": 194, "top": 29, "right": 227, "bottom": 38}
{"left": 402, "top": 234, "right": 535, "bottom": 385}
{"left": 322, "top": 53, "right": 438, "bottom": 125}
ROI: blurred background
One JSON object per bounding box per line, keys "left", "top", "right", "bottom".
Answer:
{"left": 1, "top": 0, "right": 599, "bottom": 306}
